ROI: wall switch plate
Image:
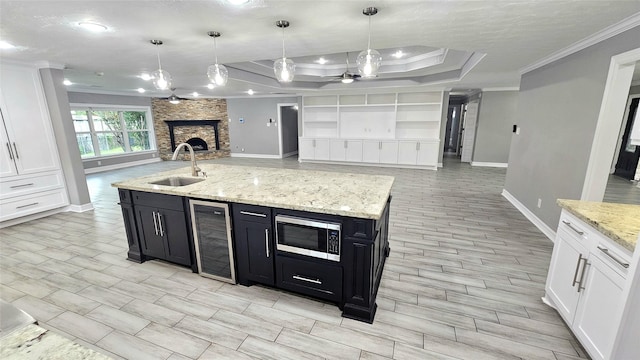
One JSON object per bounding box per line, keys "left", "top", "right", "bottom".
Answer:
{"left": 516, "top": 127, "right": 521, "bottom": 135}
{"left": 537, "top": 198, "right": 542, "bottom": 208}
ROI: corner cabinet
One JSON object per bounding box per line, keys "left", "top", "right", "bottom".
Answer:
{"left": 544, "top": 210, "right": 632, "bottom": 360}
{"left": 299, "top": 92, "right": 443, "bottom": 170}
{"left": 232, "top": 204, "right": 275, "bottom": 286}
{"left": 0, "top": 62, "right": 69, "bottom": 223}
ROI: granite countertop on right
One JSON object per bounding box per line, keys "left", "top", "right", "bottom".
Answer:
{"left": 557, "top": 199, "right": 640, "bottom": 252}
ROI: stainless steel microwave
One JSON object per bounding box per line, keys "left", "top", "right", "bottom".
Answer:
{"left": 275, "top": 215, "right": 341, "bottom": 262}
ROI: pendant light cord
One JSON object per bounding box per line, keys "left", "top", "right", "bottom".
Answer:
{"left": 156, "top": 45, "right": 162, "bottom": 71}
{"left": 367, "top": 14, "right": 372, "bottom": 50}
{"left": 214, "top": 36, "right": 219, "bottom": 65}
{"left": 281, "top": 25, "right": 286, "bottom": 59}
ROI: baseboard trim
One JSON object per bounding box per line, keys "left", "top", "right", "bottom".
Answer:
{"left": 501, "top": 189, "right": 556, "bottom": 242}
{"left": 65, "top": 203, "right": 95, "bottom": 213}
{"left": 299, "top": 159, "right": 437, "bottom": 171}
{"left": 231, "top": 153, "right": 282, "bottom": 159}
{"left": 84, "top": 157, "right": 161, "bottom": 174}
{"left": 471, "top": 162, "right": 508, "bottom": 168}
{"left": 282, "top": 150, "right": 299, "bottom": 158}
{"left": 438, "top": 162, "right": 443, "bottom": 168}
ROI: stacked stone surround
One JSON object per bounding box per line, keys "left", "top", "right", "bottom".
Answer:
{"left": 151, "top": 98, "right": 230, "bottom": 161}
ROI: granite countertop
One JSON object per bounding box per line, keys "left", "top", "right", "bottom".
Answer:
{"left": 0, "top": 324, "right": 111, "bottom": 360}
{"left": 112, "top": 164, "right": 395, "bottom": 220}
{"left": 557, "top": 199, "right": 640, "bottom": 252}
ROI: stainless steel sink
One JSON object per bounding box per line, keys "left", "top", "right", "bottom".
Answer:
{"left": 149, "top": 177, "right": 205, "bottom": 187}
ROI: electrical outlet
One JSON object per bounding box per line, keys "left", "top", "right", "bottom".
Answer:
{"left": 97, "top": 160, "right": 102, "bottom": 166}
{"left": 241, "top": 148, "right": 245, "bottom": 152}
{"left": 537, "top": 198, "right": 542, "bottom": 208}
{"left": 516, "top": 127, "right": 521, "bottom": 135}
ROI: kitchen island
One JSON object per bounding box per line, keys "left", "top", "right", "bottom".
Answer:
{"left": 112, "top": 164, "right": 394, "bottom": 323}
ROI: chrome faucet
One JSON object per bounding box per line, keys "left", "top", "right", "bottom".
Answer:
{"left": 171, "top": 143, "right": 201, "bottom": 177}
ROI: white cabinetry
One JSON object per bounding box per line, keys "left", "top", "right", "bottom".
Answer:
{"left": 544, "top": 210, "right": 632, "bottom": 360}
{"left": 0, "top": 63, "right": 68, "bottom": 223}
{"left": 300, "top": 92, "right": 443, "bottom": 170}
{"left": 298, "top": 138, "right": 329, "bottom": 161}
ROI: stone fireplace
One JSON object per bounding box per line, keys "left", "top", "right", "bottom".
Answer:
{"left": 151, "top": 98, "right": 230, "bottom": 161}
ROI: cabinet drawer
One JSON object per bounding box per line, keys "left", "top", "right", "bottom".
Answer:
{"left": 557, "top": 212, "right": 592, "bottom": 246}
{"left": 277, "top": 256, "right": 342, "bottom": 302}
{"left": 0, "top": 188, "right": 68, "bottom": 222}
{"left": 0, "top": 172, "right": 64, "bottom": 200}
{"left": 591, "top": 231, "right": 632, "bottom": 279}
{"left": 233, "top": 204, "right": 272, "bottom": 224}
{"left": 132, "top": 191, "right": 184, "bottom": 211}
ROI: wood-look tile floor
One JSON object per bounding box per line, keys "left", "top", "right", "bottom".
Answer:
{"left": 0, "top": 156, "right": 591, "bottom": 360}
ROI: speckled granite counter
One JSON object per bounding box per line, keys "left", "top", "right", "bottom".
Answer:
{"left": 557, "top": 199, "right": 640, "bottom": 252}
{"left": 0, "top": 324, "right": 111, "bottom": 359}
{"left": 112, "top": 164, "right": 395, "bottom": 220}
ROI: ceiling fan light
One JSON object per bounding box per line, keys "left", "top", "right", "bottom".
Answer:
{"left": 274, "top": 57, "right": 295, "bottom": 82}
{"left": 151, "top": 69, "right": 172, "bottom": 90}
{"left": 207, "top": 63, "right": 228, "bottom": 86}
{"left": 356, "top": 48, "right": 382, "bottom": 78}
{"left": 169, "top": 99, "right": 180, "bottom": 105}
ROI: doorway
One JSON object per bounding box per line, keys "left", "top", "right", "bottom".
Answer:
{"left": 277, "top": 103, "right": 299, "bottom": 158}
{"left": 613, "top": 97, "right": 640, "bottom": 180}
{"left": 444, "top": 95, "right": 467, "bottom": 156}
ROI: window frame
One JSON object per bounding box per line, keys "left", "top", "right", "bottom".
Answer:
{"left": 70, "top": 103, "right": 157, "bottom": 159}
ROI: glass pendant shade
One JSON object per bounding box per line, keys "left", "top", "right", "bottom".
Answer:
{"left": 356, "top": 48, "right": 382, "bottom": 78}
{"left": 151, "top": 69, "right": 172, "bottom": 90}
{"left": 274, "top": 57, "right": 295, "bottom": 82}
{"left": 207, "top": 63, "right": 228, "bottom": 86}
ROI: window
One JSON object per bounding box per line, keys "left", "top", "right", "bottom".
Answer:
{"left": 70, "top": 106, "right": 155, "bottom": 158}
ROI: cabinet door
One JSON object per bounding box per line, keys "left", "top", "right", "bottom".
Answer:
{"left": 345, "top": 140, "right": 363, "bottom": 162}
{"left": 0, "top": 64, "right": 59, "bottom": 175}
{"left": 0, "top": 116, "right": 17, "bottom": 177}
{"left": 362, "top": 140, "right": 380, "bottom": 163}
{"left": 573, "top": 255, "right": 625, "bottom": 360}
{"left": 416, "top": 141, "right": 439, "bottom": 166}
{"left": 314, "top": 139, "right": 330, "bottom": 160}
{"left": 545, "top": 228, "right": 589, "bottom": 324}
{"left": 397, "top": 141, "right": 418, "bottom": 165}
{"left": 234, "top": 220, "right": 275, "bottom": 285}
{"left": 135, "top": 205, "right": 166, "bottom": 260}
{"left": 379, "top": 141, "right": 399, "bottom": 164}
{"left": 159, "top": 208, "right": 191, "bottom": 266}
{"left": 299, "top": 138, "right": 315, "bottom": 160}
{"left": 329, "top": 139, "right": 346, "bottom": 161}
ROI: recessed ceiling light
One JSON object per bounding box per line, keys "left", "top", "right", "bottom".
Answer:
{"left": 247, "top": 89, "right": 254, "bottom": 95}
{"left": 63, "top": 79, "right": 72, "bottom": 86}
{"left": 78, "top": 21, "right": 108, "bottom": 32}
{"left": 316, "top": 57, "right": 328, "bottom": 64}
{"left": 137, "top": 88, "right": 145, "bottom": 93}
{"left": 192, "top": 92, "right": 199, "bottom": 97}
{"left": 139, "top": 73, "right": 152, "bottom": 81}
{"left": 0, "top": 41, "right": 16, "bottom": 49}
{"left": 392, "top": 50, "right": 405, "bottom": 58}
{"left": 227, "top": 0, "right": 250, "bottom": 5}
{"left": 207, "top": 83, "right": 215, "bottom": 90}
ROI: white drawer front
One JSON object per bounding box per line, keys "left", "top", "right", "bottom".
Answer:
{"left": 0, "top": 189, "right": 68, "bottom": 222}
{"left": 0, "top": 172, "right": 64, "bottom": 200}
{"left": 557, "top": 211, "right": 592, "bottom": 247}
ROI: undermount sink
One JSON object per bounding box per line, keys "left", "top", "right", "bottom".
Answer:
{"left": 149, "top": 177, "right": 205, "bottom": 187}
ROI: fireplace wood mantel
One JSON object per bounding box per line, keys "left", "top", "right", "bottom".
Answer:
{"left": 164, "top": 120, "right": 221, "bottom": 151}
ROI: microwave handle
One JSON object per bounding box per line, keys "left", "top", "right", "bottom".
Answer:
{"left": 265, "top": 228, "right": 270, "bottom": 258}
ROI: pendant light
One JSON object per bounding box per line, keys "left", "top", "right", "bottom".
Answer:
{"left": 273, "top": 20, "right": 295, "bottom": 82}
{"left": 150, "top": 40, "right": 172, "bottom": 90}
{"left": 356, "top": 7, "right": 382, "bottom": 78}
{"left": 207, "top": 31, "right": 228, "bottom": 86}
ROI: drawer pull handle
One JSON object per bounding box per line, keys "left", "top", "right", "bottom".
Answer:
{"left": 572, "top": 253, "right": 584, "bottom": 287}
{"left": 10, "top": 183, "right": 34, "bottom": 189}
{"left": 562, "top": 220, "right": 584, "bottom": 235}
{"left": 597, "top": 246, "right": 629, "bottom": 268}
{"left": 240, "top": 211, "right": 267, "bottom": 218}
{"left": 265, "top": 229, "right": 270, "bottom": 258}
{"left": 293, "top": 275, "right": 322, "bottom": 285}
{"left": 16, "top": 202, "right": 39, "bottom": 209}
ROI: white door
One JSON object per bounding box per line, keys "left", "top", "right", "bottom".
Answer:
{"left": 314, "top": 139, "right": 330, "bottom": 160}
{"left": 379, "top": 141, "right": 398, "bottom": 164}
{"left": 298, "top": 138, "right": 315, "bottom": 160}
{"left": 362, "top": 140, "right": 380, "bottom": 163}
{"left": 345, "top": 140, "right": 363, "bottom": 162}
{"left": 397, "top": 141, "right": 418, "bottom": 165}
{"left": 460, "top": 100, "right": 479, "bottom": 163}
{"left": 329, "top": 139, "right": 346, "bottom": 161}
{"left": 0, "top": 116, "right": 18, "bottom": 177}
{"left": 417, "top": 141, "right": 439, "bottom": 166}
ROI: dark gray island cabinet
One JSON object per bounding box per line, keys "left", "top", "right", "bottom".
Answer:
{"left": 113, "top": 164, "right": 394, "bottom": 323}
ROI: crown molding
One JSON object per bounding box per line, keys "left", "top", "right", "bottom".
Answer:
{"left": 482, "top": 87, "right": 520, "bottom": 92}
{"left": 520, "top": 12, "right": 640, "bottom": 75}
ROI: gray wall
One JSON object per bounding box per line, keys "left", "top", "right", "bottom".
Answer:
{"left": 630, "top": 85, "right": 640, "bottom": 95}
{"left": 67, "top": 92, "right": 159, "bottom": 170}
{"left": 473, "top": 91, "right": 518, "bottom": 164}
{"left": 39, "top": 69, "right": 92, "bottom": 206}
{"left": 281, "top": 106, "right": 299, "bottom": 155}
{"left": 227, "top": 97, "right": 299, "bottom": 156}
{"left": 504, "top": 26, "right": 640, "bottom": 229}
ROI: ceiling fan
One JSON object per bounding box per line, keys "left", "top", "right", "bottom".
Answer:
{"left": 158, "top": 88, "right": 192, "bottom": 104}
{"left": 334, "top": 53, "right": 361, "bottom": 84}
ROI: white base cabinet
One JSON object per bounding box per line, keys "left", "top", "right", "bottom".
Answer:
{"left": 544, "top": 210, "right": 632, "bottom": 360}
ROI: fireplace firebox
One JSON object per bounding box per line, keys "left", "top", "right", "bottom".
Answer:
{"left": 164, "top": 120, "right": 221, "bottom": 152}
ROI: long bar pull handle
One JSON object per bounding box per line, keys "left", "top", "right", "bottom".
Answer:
{"left": 576, "top": 257, "right": 589, "bottom": 293}
{"left": 6, "top": 143, "right": 13, "bottom": 160}
{"left": 562, "top": 220, "right": 584, "bottom": 235}
{"left": 158, "top": 213, "right": 164, "bottom": 237}
{"left": 240, "top": 211, "right": 267, "bottom": 218}
{"left": 152, "top": 211, "right": 159, "bottom": 235}
{"left": 12, "top": 143, "right": 19, "bottom": 159}
{"left": 572, "top": 254, "right": 583, "bottom": 287}
{"left": 10, "top": 183, "right": 34, "bottom": 189}
{"left": 265, "top": 228, "right": 270, "bottom": 258}
{"left": 293, "top": 275, "right": 322, "bottom": 285}
{"left": 597, "top": 246, "right": 629, "bottom": 268}
{"left": 16, "top": 202, "right": 38, "bottom": 209}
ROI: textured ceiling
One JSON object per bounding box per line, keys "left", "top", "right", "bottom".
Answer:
{"left": 1, "top": 0, "right": 639, "bottom": 98}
